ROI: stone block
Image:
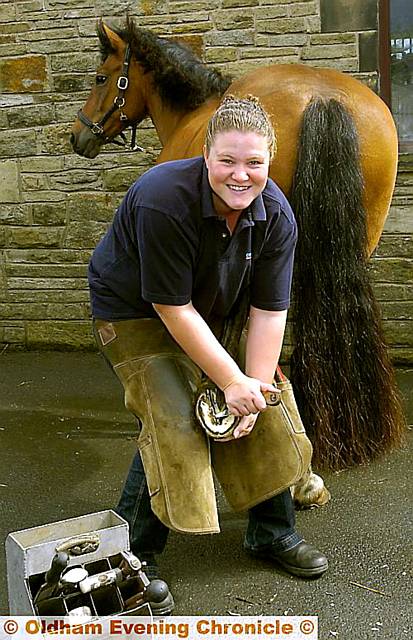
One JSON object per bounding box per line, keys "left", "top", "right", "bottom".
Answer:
{"left": 0, "top": 55, "right": 47, "bottom": 93}
{"left": 369, "top": 258, "right": 413, "bottom": 284}
{"left": 169, "top": 1, "right": 219, "bottom": 12}
{"left": 373, "top": 235, "right": 412, "bottom": 259}
{"left": 0, "top": 22, "right": 30, "bottom": 35}
{"left": 170, "top": 22, "right": 213, "bottom": 35}
{"left": 27, "top": 321, "right": 95, "bottom": 350}
{"left": 21, "top": 174, "right": 49, "bottom": 191}
{"left": 16, "top": 0, "right": 45, "bottom": 13}
{"left": 290, "top": 2, "right": 318, "bottom": 17}
{"left": 301, "top": 58, "right": 358, "bottom": 72}
{"left": 0, "top": 129, "right": 37, "bottom": 157}
{"left": 21, "top": 190, "right": 66, "bottom": 203}
{"left": 310, "top": 33, "right": 356, "bottom": 46}
{"left": 20, "top": 156, "right": 64, "bottom": 173}
{"left": 64, "top": 221, "right": 109, "bottom": 249}
{"left": 32, "top": 203, "right": 67, "bottom": 226}
{"left": 0, "top": 94, "right": 34, "bottom": 108}
{"left": 256, "top": 33, "right": 308, "bottom": 47}
{"left": 0, "top": 43, "right": 27, "bottom": 57}
{"left": 26, "top": 39, "right": 88, "bottom": 55}
{"left": 5, "top": 248, "right": 92, "bottom": 264}
{"left": 0, "top": 5, "right": 16, "bottom": 22}
{"left": 0, "top": 204, "right": 30, "bottom": 225}
{"left": 240, "top": 47, "right": 298, "bottom": 59}
{"left": 205, "top": 29, "right": 254, "bottom": 46}
{"left": 205, "top": 47, "right": 238, "bottom": 63}
{"left": 48, "top": 170, "right": 101, "bottom": 192}
{"left": 388, "top": 347, "right": 413, "bottom": 365}
{"left": 320, "top": 0, "right": 377, "bottom": 33}
{"left": 255, "top": 6, "right": 289, "bottom": 20}
{"left": 385, "top": 205, "right": 413, "bottom": 233}
{"left": 51, "top": 52, "right": 98, "bottom": 73}
{"left": 66, "top": 192, "right": 118, "bottom": 222}
{"left": 214, "top": 10, "right": 254, "bottom": 30}
{"left": 7, "top": 289, "right": 90, "bottom": 304}
{"left": 102, "top": 168, "right": 147, "bottom": 193}
{"left": 373, "top": 283, "right": 413, "bottom": 302}
{"left": 8, "top": 227, "right": 63, "bottom": 249}
{"left": 256, "top": 18, "right": 306, "bottom": 34}
{"left": 301, "top": 43, "right": 357, "bottom": 60}
{"left": 8, "top": 276, "right": 87, "bottom": 290}
{"left": 22, "top": 27, "right": 78, "bottom": 42}
{"left": 0, "top": 227, "right": 6, "bottom": 248}
{"left": 0, "top": 33, "right": 15, "bottom": 43}
{"left": 382, "top": 320, "right": 413, "bottom": 346}
{"left": 7, "top": 263, "right": 87, "bottom": 279}
{"left": 0, "top": 161, "right": 20, "bottom": 203}
{"left": 0, "top": 302, "right": 88, "bottom": 321}
{"left": 7, "top": 103, "right": 55, "bottom": 129}
{"left": 37, "top": 124, "right": 73, "bottom": 155}
{"left": 223, "top": 0, "right": 258, "bottom": 5}
{"left": 380, "top": 301, "right": 413, "bottom": 321}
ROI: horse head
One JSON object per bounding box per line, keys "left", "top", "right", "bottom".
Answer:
{"left": 71, "top": 17, "right": 231, "bottom": 159}
{"left": 70, "top": 20, "right": 148, "bottom": 158}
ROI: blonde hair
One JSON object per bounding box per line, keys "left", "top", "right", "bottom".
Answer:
{"left": 205, "top": 94, "right": 276, "bottom": 160}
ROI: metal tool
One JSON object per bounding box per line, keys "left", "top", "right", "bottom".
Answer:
{"left": 33, "top": 551, "right": 69, "bottom": 605}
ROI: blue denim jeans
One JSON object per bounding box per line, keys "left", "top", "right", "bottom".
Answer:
{"left": 116, "top": 449, "right": 303, "bottom": 557}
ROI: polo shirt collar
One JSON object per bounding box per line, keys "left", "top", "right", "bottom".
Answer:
{"left": 201, "top": 159, "right": 267, "bottom": 222}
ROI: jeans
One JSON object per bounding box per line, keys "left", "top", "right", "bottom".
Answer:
{"left": 116, "top": 450, "right": 303, "bottom": 556}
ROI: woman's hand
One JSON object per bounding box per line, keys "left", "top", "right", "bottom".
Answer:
{"left": 223, "top": 374, "right": 277, "bottom": 416}
{"left": 233, "top": 412, "right": 259, "bottom": 439}
{"left": 218, "top": 412, "right": 259, "bottom": 442}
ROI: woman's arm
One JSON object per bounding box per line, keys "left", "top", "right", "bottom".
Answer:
{"left": 153, "top": 301, "right": 276, "bottom": 416}
{"left": 245, "top": 306, "right": 288, "bottom": 383}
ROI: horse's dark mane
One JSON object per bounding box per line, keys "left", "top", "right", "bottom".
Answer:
{"left": 97, "top": 16, "right": 231, "bottom": 112}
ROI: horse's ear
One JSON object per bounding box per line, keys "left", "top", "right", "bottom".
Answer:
{"left": 102, "top": 22, "right": 125, "bottom": 51}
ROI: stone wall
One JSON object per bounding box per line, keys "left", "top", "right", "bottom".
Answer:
{"left": 0, "top": 0, "right": 412, "bottom": 361}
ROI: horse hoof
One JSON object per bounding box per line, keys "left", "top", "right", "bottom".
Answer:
{"left": 292, "top": 472, "right": 331, "bottom": 510}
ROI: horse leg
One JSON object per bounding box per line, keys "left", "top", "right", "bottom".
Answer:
{"left": 289, "top": 98, "right": 406, "bottom": 471}
{"left": 292, "top": 465, "right": 331, "bottom": 509}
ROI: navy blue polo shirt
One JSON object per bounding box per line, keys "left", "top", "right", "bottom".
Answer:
{"left": 88, "top": 156, "right": 297, "bottom": 323}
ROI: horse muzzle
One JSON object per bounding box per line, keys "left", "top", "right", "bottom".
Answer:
{"left": 70, "top": 126, "right": 103, "bottom": 159}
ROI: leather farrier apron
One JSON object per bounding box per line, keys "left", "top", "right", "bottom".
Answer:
{"left": 94, "top": 318, "right": 312, "bottom": 534}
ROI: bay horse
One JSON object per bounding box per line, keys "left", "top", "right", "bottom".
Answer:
{"left": 71, "top": 18, "right": 405, "bottom": 484}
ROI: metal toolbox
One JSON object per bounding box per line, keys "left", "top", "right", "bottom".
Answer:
{"left": 5, "top": 510, "right": 151, "bottom": 617}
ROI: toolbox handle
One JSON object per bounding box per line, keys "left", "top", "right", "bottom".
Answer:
{"left": 55, "top": 533, "right": 100, "bottom": 556}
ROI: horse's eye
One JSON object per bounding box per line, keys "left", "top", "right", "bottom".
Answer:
{"left": 95, "top": 75, "right": 107, "bottom": 85}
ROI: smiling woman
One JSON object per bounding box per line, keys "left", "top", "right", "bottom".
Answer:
{"left": 87, "top": 94, "right": 330, "bottom": 585}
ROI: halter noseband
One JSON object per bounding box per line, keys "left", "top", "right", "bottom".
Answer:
{"left": 77, "top": 44, "right": 143, "bottom": 151}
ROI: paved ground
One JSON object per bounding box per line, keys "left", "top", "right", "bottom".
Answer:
{"left": 0, "top": 351, "right": 412, "bottom": 639}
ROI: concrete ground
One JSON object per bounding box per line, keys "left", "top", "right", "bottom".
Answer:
{"left": 0, "top": 351, "right": 411, "bottom": 639}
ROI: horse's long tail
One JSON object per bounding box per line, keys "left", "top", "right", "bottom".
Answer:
{"left": 289, "top": 98, "right": 406, "bottom": 471}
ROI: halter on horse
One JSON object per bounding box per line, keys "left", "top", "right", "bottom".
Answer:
{"left": 76, "top": 43, "right": 143, "bottom": 152}
{"left": 71, "top": 17, "right": 405, "bottom": 473}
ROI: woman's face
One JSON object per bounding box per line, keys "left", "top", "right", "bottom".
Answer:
{"left": 203, "top": 130, "right": 270, "bottom": 217}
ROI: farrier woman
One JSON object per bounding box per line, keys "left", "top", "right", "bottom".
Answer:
{"left": 89, "top": 96, "right": 328, "bottom": 606}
